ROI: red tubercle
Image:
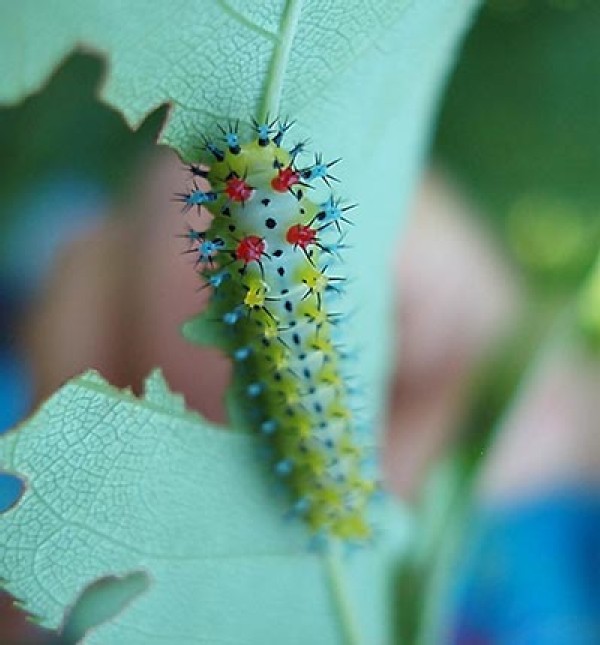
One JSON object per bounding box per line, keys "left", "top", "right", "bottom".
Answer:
{"left": 271, "top": 166, "right": 300, "bottom": 192}
{"left": 225, "top": 176, "right": 254, "bottom": 202}
{"left": 236, "top": 235, "right": 266, "bottom": 263}
{"left": 286, "top": 224, "right": 317, "bottom": 249}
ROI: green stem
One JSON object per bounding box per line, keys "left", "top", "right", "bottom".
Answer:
{"left": 259, "top": 0, "right": 303, "bottom": 120}
{"left": 324, "top": 543, "right": 363, "bottom": 645}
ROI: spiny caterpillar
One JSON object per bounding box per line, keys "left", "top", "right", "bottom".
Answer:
{"left": 176, "top": 118, "right": 377, "bottom": 541}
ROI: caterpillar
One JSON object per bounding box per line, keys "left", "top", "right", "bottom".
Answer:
{"left": 176, "top": 118, "right": 377, "bottom": 541}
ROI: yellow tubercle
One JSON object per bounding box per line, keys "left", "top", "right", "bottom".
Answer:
{"left": 243, "top": 280, "right": 269, "bottom": 308}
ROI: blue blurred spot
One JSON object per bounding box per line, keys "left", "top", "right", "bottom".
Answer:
{"left": 1, "top": 174, "right": 109, "bottom": 299}
{"left": 449, "top": 490, "right": 600, "bottom": 644}
{"left": 0, "top": 473, "right": 24, "bottom": 513}
{"left": 0, "top": 349, "right": 31, "bottom": 434}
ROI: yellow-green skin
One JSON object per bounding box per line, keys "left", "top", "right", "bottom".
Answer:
{"left": 192, "top": 135, "right": 375, "bottom": 540}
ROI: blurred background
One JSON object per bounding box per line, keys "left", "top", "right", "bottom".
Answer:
{"left": 0, "top": 0, "right": 599, "bottom": 643}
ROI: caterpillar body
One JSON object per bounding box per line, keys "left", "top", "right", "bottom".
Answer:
{"left": 177, "top": 119, "right": 377, "bottom": 541}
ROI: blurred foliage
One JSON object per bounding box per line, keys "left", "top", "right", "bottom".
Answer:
{"left": 578, "top": 251, "right": 600, "bottom": 351}
{"left": 420, "top": 4, "right": 600, "bottom": 639}
{"left": 0, "top": 54, "right": 165, "bottom": 234}
{"left": 434, "top": 0, "right": 600, "bottom": 289}
{"left": 431, "top": 0, "right": 600, "bottom": 488}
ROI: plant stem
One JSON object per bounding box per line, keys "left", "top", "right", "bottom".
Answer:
{"left": 324, "top": 543, "right": 363, "bottom": 645}
{"left": 259, "top": 0, "right": 303, "bottom": 120}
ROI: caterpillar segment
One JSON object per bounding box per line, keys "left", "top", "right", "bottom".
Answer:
{"left": 177, "top": 119, "right": 377, "bottom": 541}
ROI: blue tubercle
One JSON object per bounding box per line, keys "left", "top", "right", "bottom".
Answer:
{"left": 196, "top": 239, "right": 224, "bottom": 265}
{"left": 260, "top": 420, "right": 277, "bottom": 435}
{"left": 275, "top": 459, "right": 294, "bottom": 476}
{"left": 233, "top": 347, "right": 252, "bottom": 362}
{"left": 247, "top": 382, "right": 264, "bottom": 398}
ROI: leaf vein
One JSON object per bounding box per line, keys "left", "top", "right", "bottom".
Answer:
{"left": 259, "top": 0, "right": 304, "bottom": 120}
{"left": 215, "top": 0, "right": 279, "bottom": 43}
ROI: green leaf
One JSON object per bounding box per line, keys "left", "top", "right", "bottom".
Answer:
{"left": 0, "top": 371, "right": 411, "bottom": 643}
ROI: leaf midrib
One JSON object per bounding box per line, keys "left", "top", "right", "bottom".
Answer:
{"left": 259, "top": 0, "right": 304, "bottom": 120}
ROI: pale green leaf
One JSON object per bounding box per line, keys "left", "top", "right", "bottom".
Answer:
{"left": 0, "top": 372, "right": 412, "bottom": 644}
